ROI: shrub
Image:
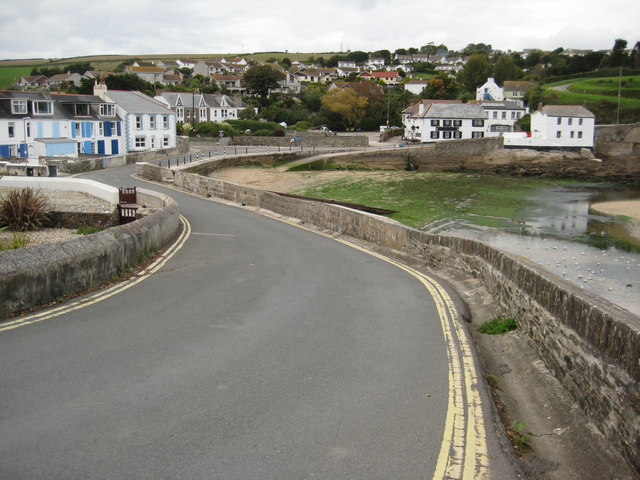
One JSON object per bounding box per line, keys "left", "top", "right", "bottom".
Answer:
{"left": 0, "top": 229, "right": 29, "bottom": 251}
{"left": 478, "top": 317, "right": 517, "bottom": 334}
{"left": 253, "top": 129, "right": 274, "bottom": 136}
{"left": 0, "top": 187, "right": 50, "bottom": 231}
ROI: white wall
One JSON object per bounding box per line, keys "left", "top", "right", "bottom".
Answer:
{"left": 0, "top": 177, "right": 119, "bottom": 204}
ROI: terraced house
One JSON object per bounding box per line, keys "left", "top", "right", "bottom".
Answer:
{"left": 0, "top": 90, "right": 124, "bottom": 160}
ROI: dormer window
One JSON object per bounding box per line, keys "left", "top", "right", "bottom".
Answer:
{"left": 100, "top": 104, "right": 116, "bottom": 116}
{"left": 33, "top": 100, "right": 53, "bottom": 115}
{"left": 75, "top": 104, "right": 91, "bottom": 116}
{"left": 11, "top": 100, "right": 27, "bottom": 114}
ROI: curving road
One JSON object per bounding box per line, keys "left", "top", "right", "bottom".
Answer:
{"left": 0, "top": 164, "right": 516, "bottom": 479}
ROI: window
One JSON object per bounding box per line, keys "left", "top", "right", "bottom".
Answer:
{"left": 579, "top": 118, "right": 583, "bottom": 126}
{"left": 98, "top": 122, "right": 104, "bottom": 136}
{"left": 8, "top": 122, "right": 15, "bottom": 138}
{"left": 443, "top": 131, "right": 452, "bottom": 139}
{"left": 33, "top": 101, "right": 53, "bottom": 115}
{"left": 149, "top": 116, "right": 156, "bottom": 130}
{"left": 11, "top": 100, "right": 27, "bottom": 114}
{"left": 430, "top": 131, "right": 439, "bottom": 139}
{"left": 556, "top": 131, "right": 562, "bottom": 138}
{"left": 511, "top": 111, "right": 517, "bottom": 119}
{"left": 75, "top": 123, "right": 81, "bottom": 137}
{"left": 453, "top": 131, "right": 462, "bottom": 139}
{"left": 570, "top": 131, "right": 574, "bottom": 138}
{"left": 163, "top": 115, "right": 169, "bottom": 129}
{"left": 430, "top": 119, "right": 439, "bottom": 126}
{"left": 75, "top": 104, "right": 90, "bottom": 116}
{"left": 471, "top": 131, "right": 484, "bottom": 138}
{"left": 493, "top": 111, "right": 498, "bottom": 119}
{"left": 135, "top": 136, "right": 146, "bottom": 148}
{"left": 99, "top": 104, "right": 116, "bottom": 116}
{"left": 472, "top": 119, "right": 484, "bottom": 127}
{"left": 568, "top": 118, "right": 573, "bottom": 125}
{"left": 200, "top": 108, "right": 207, "bottom": 120}
{"left": 557, "top": 117, "right": 562, "bottom": 125}
{"left": 501, "top": 111, "right": 507, "bottom": 119}
{"left": 443, "top": 119, "right": 452, "bottom": 127}
{"left": 26, "top": 122, "right": 31, "bottom": 137}
{"left": 135, "top": 115, "right": 143, "bottom": 129}
{"left": 163, "top": 136, "right": 170, "bottom": 147}
{"left": 453, "top": 120, "right": 462, "bottom": 127}
{"left": 8, "top": 145, "right": 17, "bottom": 157}
{"left": 176, "top": 108, "right": 184, "bottom": 120}
{"left": 578, "top": 131, "right": 583, "bottom": 138}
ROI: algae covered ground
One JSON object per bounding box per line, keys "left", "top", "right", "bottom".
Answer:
{"left": 294, "top": 171, "right": 576, "bottom": 229}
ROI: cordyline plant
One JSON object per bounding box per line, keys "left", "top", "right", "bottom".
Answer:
{"left": 0, "top": 187, "right": 51, "bottom": 231}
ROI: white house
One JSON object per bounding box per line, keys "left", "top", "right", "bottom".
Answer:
{"left": 472, "top": 100, "right": 528, "bottom": 135}
{"left": 366, "top": 58, "right": 386, "bottom": 70}
{"left": 94, "top": 83, "right": 177, "bottom": 152}
{"left": 338, "top": 60, "right": 357, "bottom": 69}
{"left": 0, "top": 90, "right": 124, "bottom": 160}
{"left": 404, "top": 79, "right": 428, "bottom": 95}
{"left": 155, "top": 92, "right": 250, "bottom": 123}
{"left": 504, "top": 105, "right": 595, "bottom": 149}
{"left": 402, "top": 100, "right": 487, "bottom": 142}
{"left": 476, "top": 77, "right": 504, "bottom": 101}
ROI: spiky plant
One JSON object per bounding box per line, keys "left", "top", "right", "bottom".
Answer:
{"left": 0, "top": 187, "right": 51, "bottom": 231}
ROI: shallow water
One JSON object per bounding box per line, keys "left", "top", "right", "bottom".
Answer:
{"left": 425, "top": 184, "right": 640, "bottom": 316}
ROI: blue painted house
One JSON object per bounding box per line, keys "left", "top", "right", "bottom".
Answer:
{"left": 0, "top": 90, "right": 123, "bottom": 161}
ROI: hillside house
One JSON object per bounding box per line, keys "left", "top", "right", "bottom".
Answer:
{"left": 359, "top": 71, "right": 400, "bottom": 85}
{"left": 14, "top": 75, "right": 49, "bottom": 88}
{"left": 472, "top": 100, "right": 528, "bottom": 134}
{"left": 404, "top": 79, "right": 428, "bottom": 95}
{"left": 476, "top": 78, "right": 505, "bottom": 101}
{"left": 155, "top": 92, "right": 250, "bottom": 123}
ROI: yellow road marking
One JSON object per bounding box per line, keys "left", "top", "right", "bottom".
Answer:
{"left": 133, "top": 174, "right": 491, "bottom": 477}
{"left": 0, "top": 215, "right": 191, "bottom": 333}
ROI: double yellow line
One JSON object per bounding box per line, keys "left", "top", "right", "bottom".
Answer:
{"left": 0, "top": 215, "right": 191, "bottom": 333}
{"left": 329, "top": 236, "right": 489, "bottom": 480}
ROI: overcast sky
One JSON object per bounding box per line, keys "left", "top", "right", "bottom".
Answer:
{"left": 1, "top": 0, "right": 637, "bottom": 60}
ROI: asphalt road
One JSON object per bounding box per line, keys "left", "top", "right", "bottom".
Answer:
{"left": 0, "top": 165, "right": 516, "bottom": 479}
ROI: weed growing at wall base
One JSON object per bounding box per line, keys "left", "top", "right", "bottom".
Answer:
{"left": 478, "top": 317, "right": 517, "bottom": 334}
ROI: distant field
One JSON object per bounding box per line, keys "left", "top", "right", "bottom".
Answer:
{"left": 0, "top": 66, "right": 33, "bottom": 88}
{"left": 544, "top": 75, "right": 640, "bottom": 108}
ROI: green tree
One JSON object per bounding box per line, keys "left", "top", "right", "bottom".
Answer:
{"left": 105, "top": 73, "right": 150, "bottom": 92}
{"left": 347, "top": 51, "right": 369, "bottom": 63}
{"left": 371, "top": 50, "right": 391, "bottom": 64}
{"left": 243, "top": 65, "right": 285, "bottom": 98}
{"left": 462, "top": 43, "right": 492, "bottom": 56}
{"left": 281, "top": 57, "right": 292, "bottom": 69}
{"left": 610, "top": 38, "right": 630, "bottom": 67}
{"left": 523, "top": 83, "right": 544, "bottom": 110}
{"left": 420, "top": 73, "right": 460, "bottom": 99}
{"left": 321, "top": 88, "right": 368, "bottom": 129}
{"left": 457, "top": 54, "right": 493, "bottom": 92}
{"left": 493, "top": 54, "right": 522, "bottom": 85}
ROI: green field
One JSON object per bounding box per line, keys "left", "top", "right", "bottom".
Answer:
{"left": 544, "top": 76, "right": 640, "bottom": 108}
{"left": 0, "top": 66, "right": 34, "bottom": 88}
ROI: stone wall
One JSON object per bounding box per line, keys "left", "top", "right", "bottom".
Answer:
{"left": 0, "top": 188, "right": 181, "bottom": 317}
{"left": 137, "top": 161, "right": 640, "bottom": 473}
{"left": 190, "top": 134, "right": 369, "bottom": 148}
{"left": 595, "top": 122, "right": 640, "bottom": 161}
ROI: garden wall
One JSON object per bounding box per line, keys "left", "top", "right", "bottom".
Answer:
{"left": 136, "top": 161, "right": 640, "bottom": 474}
{"left": 595, "top": 122, "right": 640, "bottom": 161}
{"left": 0, "top": 188, "right": 181, "bottom": 317}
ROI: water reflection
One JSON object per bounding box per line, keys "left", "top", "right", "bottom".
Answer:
{"left": 425, "top": 184, "right": 640, "bottom": 316}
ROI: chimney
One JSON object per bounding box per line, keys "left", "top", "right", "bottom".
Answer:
{"left": 93, "top": 78, "right": 108, "bottom": 99}
{"left": 538, "top": 102, "right": 543, "bottom": 112}
{"left": 419, "top": 101, "right": 426, "bottom": 116}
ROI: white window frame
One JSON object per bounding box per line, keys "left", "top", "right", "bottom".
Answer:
{"left": 149, "top": 116, "right": 156, "bottom": 130}
{"left": 163, "top": 115, "right": 169, "bottom": 129}
{"left": 8, "top": 122, "right": 15, "bottom": 138}
{"left": 135, "top": 115, "right": 143, "bottom": 130}
{"left": 99, "top": 104, "right": 116, "bottom": 116}
{"left": 98, "top": 122, "right": 104, "bottom": 136}
{"left": 163, "top": 136, "right": 170, "bottom": 147}
{"left": 135, "top": 136, "right": 146, "bottom": 148}
{"left": 11, "top": 100, "right": 27, "bottom": 114}
{"left": 33, "top": 101, "right": 53, "bottom": 115}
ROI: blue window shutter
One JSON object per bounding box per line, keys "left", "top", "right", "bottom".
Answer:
{"left": 37, "top": 122, "right": 44, "bottom": 138}
{"left": 71, "top": 122, "right": 76, "bottom": 138}
{"left": 111, "top": 139, "right": 119, "bottom": 154}
{"left": 0, "top": 145, "right": 9, "bottom": 157}
{"left": 19, "top": 144, "right": 26, "bottom": 158}
{"left": 83, "top": 122, "right": 91, "bottom": 138}
{"left": 97, "top": 140, "right": 105, "bottom": 154}
{"left": 83, "top": 141, "right": 92, "bottom": 153}
{"left": 117, "top": 122, "right": 121, "bottom": 136}
{"left": 104, "top": 122, "right": 112, "bottom": 137}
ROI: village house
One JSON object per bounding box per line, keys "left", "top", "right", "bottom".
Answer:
{"left": 0, "top": 90, "right": 124, "bottom": 160}
{"left": 504, "top": 105, "right": 595, "bottom": 149}
{"left": 503, "top": 81, "right": 531, "bottom": 101}
{"left": 403, "top": 79, "right": 428, "bottom": 95}
{"left": 210, "top": 75, "right": 245, "bottom": 94}
{"left": 46, "top": 72, "right": 83, "bottom": 88}
{"left": 94, "top": 83, "right": 176, "bottom": 152}
{"left": 402, "top": 100, "right": 487, "bottom": 142}
{"left": 471, "top": 100, "right": 528, "bottom": 134}
{"left": 359, "top": 71, "right": 400, "bottom": 85}
{"left": 476, "top": 78, "right": 505, "bottom": 101}
{"left": 155, "top": 92, "right": 250, "bottom": 124}
{"left": 14, "top": 75, "right": 49, "bottom": 89}
{"left": 366, "top": 58, "right": 386, "bottom": 70}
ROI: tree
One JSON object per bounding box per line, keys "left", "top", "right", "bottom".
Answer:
{"left": 347, "top": 51, "right": 369, "bottom": 63}
{"left": 243, "top": 65, "right": 285, "bottom": 98}
{"left": 420, "top": 73, "right": 460, "bottom": 99}
{"left": 457, "top": 54, "right": 492, "bottom": 92}
{"left": 321, "top": 88, "right": 368, "bottom": 129}
{"left": 281, "top": 57, "right": 292, "bottom": 69}
{"left": 105, "top": 73, "right": 150, "bottom": 92}
{"left": 462, "top": 43, "right": 492, "bottom": 56}
{"left": 493, "top": 54, "right": 522, "bottom": 85}
{"left": 420, "top": 43, "right": 438, "bottom": 59}
{"left": 371, "top": 50, "right": 391, "bottom": 64}
{"left": 610, "top": 38, "right": 630, "bottom": 67}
